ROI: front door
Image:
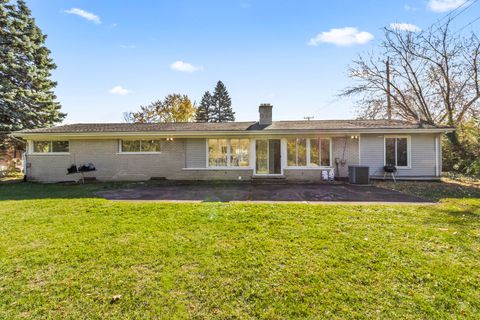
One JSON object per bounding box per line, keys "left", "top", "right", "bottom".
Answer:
{"left": 255, "top": 139, "right": 281, "bottom": 175}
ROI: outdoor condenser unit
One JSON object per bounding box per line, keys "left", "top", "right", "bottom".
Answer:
{"left": 348, "top": 165, "right": 370, "bottom": 184}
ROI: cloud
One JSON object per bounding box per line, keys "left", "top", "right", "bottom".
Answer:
{"left": 109, "top": 86, "right": 131, "bottom": 95}
{"left": 390, "top": 23, "right": 421, "bottom": 32}
{"left": 65, "top": 8, "right": 101, "bottom": 24}
{"left": 170, "top": 60, "right": 203, "bottom": 73}
{"left": 308, "top": 27, "right": 374, "bottom": 46}
{"left": 427, "top": 0, "right": 469, "bottom": 12}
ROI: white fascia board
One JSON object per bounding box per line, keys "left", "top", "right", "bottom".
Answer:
{"left": 13, "top": 128, "right": 453, "bottom": 140}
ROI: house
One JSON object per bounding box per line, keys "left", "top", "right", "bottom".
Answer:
{"left": 0, "top": 149, "right": 23, "bottom": 172}
{"left": 13, "top": 104, "right": 452, "bottom": 182}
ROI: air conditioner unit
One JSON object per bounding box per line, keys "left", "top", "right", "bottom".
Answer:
{"left": 348, "top": 165, "right": 370, "bottom": 184}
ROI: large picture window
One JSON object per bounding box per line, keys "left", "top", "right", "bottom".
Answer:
{"left": 385, "top": 137, "right": 409, "bottom": 167}
{"left": 208, "top": 139, "right": 249, "bottom": 167}
{"left": 33, "top": 141, "right": 69, "bottom": 153}
{"left": 287, "top": 138, "right": 331, "bottom": 167}
{"left": 120, "top": 140, "right": 161, "bottom": 153}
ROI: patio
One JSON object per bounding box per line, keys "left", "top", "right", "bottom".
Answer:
{"left": 98, "top": 182, "right": 431, "bottom": 203}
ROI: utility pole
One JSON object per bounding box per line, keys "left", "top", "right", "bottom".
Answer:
{"left": 386, "top": 58, "right": 392, "bottom": 120}
{"left": 304, "top": 116, "right": 314, "bottom": 121}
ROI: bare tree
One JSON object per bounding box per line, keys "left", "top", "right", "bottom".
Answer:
{"left": 342, "top": 19, "right": 480, "bottom": 149}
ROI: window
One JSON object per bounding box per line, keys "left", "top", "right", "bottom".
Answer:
{"left": 287, "top": 138, "right": 307, "bottom": 166}
{"left": 287, "top": 138, "right": 331, "bottom": 167}
{"left": 310, "top": 138, "right": 331, "bottom": 167}
{"left": 385, "top": 137, "right": 409, "bottom": 167}
{"left": 256, "top": 140, "right": 268, "bottom": 174}
{"left": 208, "top": 139, "right": 228, "bottom": 167}
{"left": 33, "top": 141, "right": 69, "bottom": 153}
{"left": 230, "top": 139, "right": 250, "bottom": 167}
{"left": 208, "top": 139, "right": 250, "bottom": 167}
{"left": 120, "top": 140, "right": 161, "bottom": 153}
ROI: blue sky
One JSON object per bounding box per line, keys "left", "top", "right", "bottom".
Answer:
{"left": 26, "top": 0, "right": 479, "bottom": 123}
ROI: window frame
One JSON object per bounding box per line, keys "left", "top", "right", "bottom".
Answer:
{"left": 30, "top": 140, "right": 70, "bottom": 155}
{"left": 383, "top": 135, "right": 411, "bottom": 169}
{"left": 118, "top": 139, "right": 162, "bottom": 154}
{"left": 206, "top": 138, "right": 250, "bottom": 168}
{"left": 286, "top": 137, "right": 332, "bottom": 168}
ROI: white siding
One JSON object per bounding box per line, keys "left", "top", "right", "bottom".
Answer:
{"left": 332, "top": 137, "right": 359, "bottom": 177}
{"left": 185, "top": 139, "right": 206, "bottom": 168}
{"left": 360, "top": 133, "right": 439, "bottom": 177}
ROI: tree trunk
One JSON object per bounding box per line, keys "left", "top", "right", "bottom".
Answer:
{"left": 446, "top": 130, "right": 463, "bottom": 155}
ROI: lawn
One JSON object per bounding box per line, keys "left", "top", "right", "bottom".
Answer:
{"left": 0, "top": 182, "right": 479, "bottom": 319}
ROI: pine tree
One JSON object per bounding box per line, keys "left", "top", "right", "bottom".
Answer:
{"left": 0, "top": 0, "right": 65, "bottom": 149}
{"left": 195, "top": 91, "right": 213, "bottom": 122}
{"left": 211, "top": 81, "right": 235, "bottom": 122}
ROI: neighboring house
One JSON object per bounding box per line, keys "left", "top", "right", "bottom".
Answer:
{"left": 13, "top": 104, "right": 452, "bottom": 182}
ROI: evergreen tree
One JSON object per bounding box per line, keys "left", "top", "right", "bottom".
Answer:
{"left": 211, "top": 81, "right": 235, "bottom": 122}
{"left": 0, "top": 0, "right": 65, "bottom": 149}
{"left": 195, "top": 91, "right": 213, "bottom": 122}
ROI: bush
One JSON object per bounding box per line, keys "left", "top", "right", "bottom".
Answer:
{"left": 442, "top": 119, "right": 480, "bottom": 178}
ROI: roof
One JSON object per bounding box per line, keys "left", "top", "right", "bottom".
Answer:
{"left": 14, "top": 119, "right": 450, "bottom": 136}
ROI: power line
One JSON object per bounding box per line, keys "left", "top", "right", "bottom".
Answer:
{"left": 431, "top": 0, "right": 478, "bottom": 32}
{"left": 433, "top": 0, "right": 474, "bottom": 27}
{"left": 454, "top": 15, "right": 480, "bottom": 35}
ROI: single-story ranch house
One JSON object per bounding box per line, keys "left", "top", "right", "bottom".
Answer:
{"left": 13, "top": 104, "right": 452, "bottom": 182}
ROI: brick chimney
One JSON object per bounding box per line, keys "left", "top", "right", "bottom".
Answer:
{"left": 259, "top": 103, "right": 273, "bottom": 125}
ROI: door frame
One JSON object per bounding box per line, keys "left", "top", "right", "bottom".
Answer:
{"left": 253, "top": 138, "right": 283, "bottom": 176}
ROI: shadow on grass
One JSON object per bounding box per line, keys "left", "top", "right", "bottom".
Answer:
{"left": 418, "top": 198, "right": 480, "bottom": 230}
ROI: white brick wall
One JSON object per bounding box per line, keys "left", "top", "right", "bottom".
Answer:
{"left": 26, "top": 139, "right": 186, "bottom": 182}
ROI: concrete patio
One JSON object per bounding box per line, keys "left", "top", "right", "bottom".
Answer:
{"left": 97, "top": 183, "right": 431, "bottom": 203}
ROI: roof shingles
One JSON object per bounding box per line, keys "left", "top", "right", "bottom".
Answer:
{"left": 15, "top": 119, "right": 446, "bottom": 134}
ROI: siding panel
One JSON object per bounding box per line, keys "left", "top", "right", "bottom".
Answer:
{"left": 360, "top": 133, "right": 438, "bottom": 177}
{"left": 185, "top": 139, "right": 206, "bottom": 168}
{"left": 332, "top": 137, "right": 359, "bottom": 177}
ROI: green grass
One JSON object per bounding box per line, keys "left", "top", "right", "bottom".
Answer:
{"left": 374, "top": 179, "right": 480, "bottom": 202}
{"left": 0, "top": 183, "right": 479, "bottom": 319}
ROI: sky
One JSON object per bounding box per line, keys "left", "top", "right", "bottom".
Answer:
{"left": 25, "top": 0, "right": 480, "bottom": 124}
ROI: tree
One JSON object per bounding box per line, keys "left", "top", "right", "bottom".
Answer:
{"left": 195, "top": 91, "right": 213, "bottom": 122}
{"left": 125, "top": 94, "right": 196, "bottom": 123}
{"left": 342, "top": 20, "right": 479, "bottom": 150}
{"left": 162, "top": 94, "right": 196, "bottom": 122}
{"left": 211, "top": 81, "right": 235, "bottom": 122}
{"left": 0, "top": 0, "right": 65, "bottom": 149}
{"left": 342, "top": 20, "right": 480, "bottom": 174}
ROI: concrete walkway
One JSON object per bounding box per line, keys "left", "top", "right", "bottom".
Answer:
{"left": 98, "top": 183, "right": 431, "bottom": 203}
